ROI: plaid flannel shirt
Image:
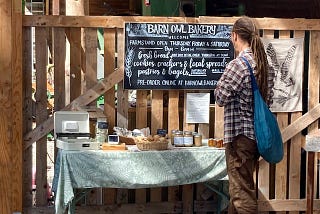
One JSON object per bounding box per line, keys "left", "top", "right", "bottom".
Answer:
{"left": 214, "top": 49, "right": 274, "bottom": 143}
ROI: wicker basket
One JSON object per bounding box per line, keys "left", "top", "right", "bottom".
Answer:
{"left": 136, "top": 141, "right": 168, "bottom": 151}
{"left": 119, "top": 136, "right": 136, "bottom": 145}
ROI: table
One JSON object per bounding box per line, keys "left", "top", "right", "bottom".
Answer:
{"left": 303, "top": 134, "right": 320, "bottom": 214}
{"left": 53, "top": 146, "right": 228, "bottom": 214}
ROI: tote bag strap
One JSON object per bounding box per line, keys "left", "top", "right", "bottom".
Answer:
{"left": 240, "top": 56, "right": 259, "bottom": 92}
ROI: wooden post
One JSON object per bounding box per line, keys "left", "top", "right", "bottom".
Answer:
{"left": 288, "top": 30, "right": 304, "bottom": 214}
{"left": 306, "top": 30, "right": 320, "bottom": 214}
{"left": 23, "top": 26, "right": 33, "bottom": 209}
{"left": 104, "top": 28, "right": 116, "bottom": 130}
{"left": 167, "top": 90, "right": 180, "bottom": 205}
{"left": 306, "top": 152, "right": 315, "bottom": 214}
{"left": 65, "top": 0, "right": 88, "bottom": 102}
{"left": 0, "top": 0, "right": 23, "bottom": 213}
{"left": 35, "top": 27, "right": 49, "bottom": 206}
{"left": 13, "top": 0, "right": 23, "bottom": 212}
{"left": 52, "top": 0, "right": 66, "bottom": 15}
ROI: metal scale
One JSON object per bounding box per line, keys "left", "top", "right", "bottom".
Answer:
{"left": 54, "top": 111, "right": 100, "bottom": 150}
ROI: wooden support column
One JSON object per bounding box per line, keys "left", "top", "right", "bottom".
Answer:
{"left": 307, "top": 152, "right": 315, "bottom": 214}
{"left": 306, "top": 30, "right": 320, "bottom": 214}
{"left": 167, "top": 90, "right": 180, "bottom": 205}
{"left": 0, "top": 0, "right": 23, "bottom": 213}
{"left": 22, "top": 24, "right": 33, "bottom": 209}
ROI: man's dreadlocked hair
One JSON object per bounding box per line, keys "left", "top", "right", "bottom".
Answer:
{"left": 232, "top": 16, "right": 269, "bottom": 102}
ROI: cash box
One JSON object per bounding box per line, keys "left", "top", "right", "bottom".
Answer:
{"left": 54, "top": 111, "right": 100, "bottom": 150}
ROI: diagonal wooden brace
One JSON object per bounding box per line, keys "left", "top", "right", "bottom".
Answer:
{"left": 23, "top": 68, "right": 124, "bottom": 150}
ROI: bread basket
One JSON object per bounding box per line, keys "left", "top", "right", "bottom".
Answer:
{"left": 119, "top": 136, "right": 136, "bottom": 145}
{"left": 136, "top": 141, "right": 168, "bottom": 151}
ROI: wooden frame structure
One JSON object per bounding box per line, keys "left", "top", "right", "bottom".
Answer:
{"left": 2, "top": 5, "right": 320, "bottom": 212}
{"left": 20, "top": 15, "right": 320, "bottom": 213}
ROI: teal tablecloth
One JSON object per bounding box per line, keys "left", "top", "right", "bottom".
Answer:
{"left": 53, "top": 146, "right": 227, "bottom": 214}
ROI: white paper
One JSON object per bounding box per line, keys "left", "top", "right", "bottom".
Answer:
{"left": 186, "top": 93, "right": 210, "bottom": 123}
{"left": 305, "top": 134, "right": 320, "bottom": 152}
{"left": 262, "top": 38, "right": 303, "bottom": 112}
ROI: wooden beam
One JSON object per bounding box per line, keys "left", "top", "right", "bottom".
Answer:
{"left": 69, "top": 27, "right": 82, "bottom": 101}
{"left": 136, "top": 90, "right": 148, "bottom": 129}
{"left": 288, "top": 30, "right": 305, "bottom": 214}
{"left": 53, "top": 27, "right": 66, "bottom": 111}
{"left": 25, "top": 201, "right": 183, "bottom": 214}
{"left": 12, "top": 0, "right": 23, "bottom": 212}
{"left": 214, "top": 105, "right": 224, "bottom": 138}
{"left": 0, "top": 1, "right": 12, "bottom": 211}
{"left": 258, "top": 199, "right": 308, "bottom": 211}
{"left": 24, "top": 199, "right": 320, "bottom": 213}
{"left": 23, "top": 68, "right": 124, "bottom": 149}
{"left": 275, "top": 30, "right": 291, "bottom": 214}
{"left": 115, "top": 28, "right": 128, "bottom": 130}
{"left": 168, "top": 90, "right": 180, "bottom": 132}
{"left": 22, "top": 26, "right": 33, "bottom": 208}
{"left": 307, "top": 152, "right": 315, "bottom": 214}
{"left": 22, "top": 16, "right": 320, "bottom": 30}
{"left": 281, "top": 103, "right": 320, "bottom": 143}
{"left": 34, "top": 27, "right": 48, "bottom": 206}
{"left": 84, "top": 28, "right": 98, "bottom": 102}
{"left": 104, "top": 28, "right": 116, "bottom": 130}
{"left": 151, "top": 90, "right": 163, "bottom": 135}
{"left": 305, "top": 30, "right": 320, "bottom": 214}
{"left": 0, "top": 0, "right": 23, "bottom": 213}
{"left": 167, "top": 90, "right": 180, "bottom": 207}
{"left": 52, "top": 0, "right": 65, "bottom": 15}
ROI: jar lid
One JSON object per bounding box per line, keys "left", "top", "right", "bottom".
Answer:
{"left": 184, "top": 131, "right": 192, "bottom": 135}
{"left": 97, "top": 121, "right": 108, "bottom": 129}
{"left": 157, "top": 129, "right": 167, "bottom": 136}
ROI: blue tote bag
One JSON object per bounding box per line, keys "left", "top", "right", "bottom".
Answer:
{"left": 242, "top": 57, "right": 284, "bottom": 164}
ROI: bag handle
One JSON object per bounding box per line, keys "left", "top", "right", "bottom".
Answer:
{"left": 241, "top": 57, "right": 259, "bottom": 92}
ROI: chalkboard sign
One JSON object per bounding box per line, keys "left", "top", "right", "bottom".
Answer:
{"left": 124, "top": 22, "right": 234, "bottom": 90}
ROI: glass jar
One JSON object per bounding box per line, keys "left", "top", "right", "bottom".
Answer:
{"left": 193, "top": 133, "right": 202, "bottom": 147}
{"left": 183, "top": 131, "right": 193, "bottom": 147}
{"left": 216, "top": 138, "right": 224, "bottom": 148}
{"left": 208, "top": 138, "right": 215, "bottom": 147}
{"left": 173, "top": 130, "right": 184, "bottom": 147}
{"left": 95, "top": 121, "right": 108, "bottom": 143}
{"left": 171, "top": 129, "right": 178, "bottom": 145}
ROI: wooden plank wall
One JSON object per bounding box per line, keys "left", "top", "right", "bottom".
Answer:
{"left": 22, "top": 16, "right": 320, "bottom": 213}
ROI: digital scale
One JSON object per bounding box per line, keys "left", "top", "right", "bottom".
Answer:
{"left": 54, "top": 111, "right": 100, "bottom": 150}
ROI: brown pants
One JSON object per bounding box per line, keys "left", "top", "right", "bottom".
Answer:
{"left": 225, "top": 135, "right": 259, "bottom": 214}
